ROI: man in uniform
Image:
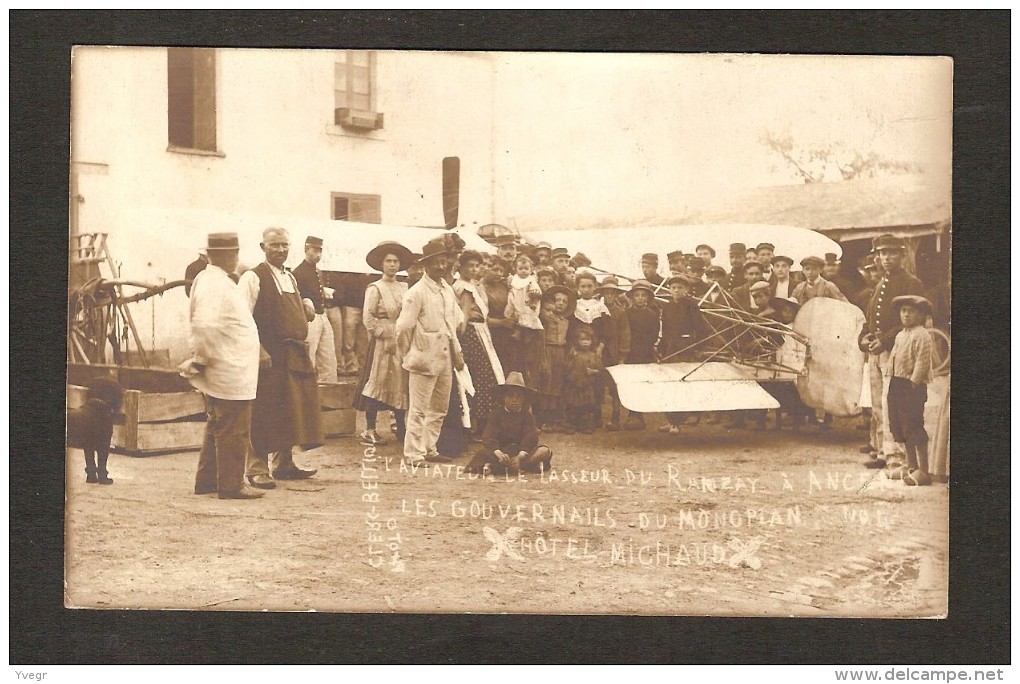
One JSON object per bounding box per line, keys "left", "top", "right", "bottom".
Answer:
{"left": 239, "top": 227, "right": 320, "bottom": 488}
{"left": 292, "top": 235, "right": 338, "bottom": 383}
{"left": 494, "top": 234, "right": 519, "bottom": 274}
{"left": 395, "top": 238, "right": 464, "bottom": 465}
{"left": 704, "top": 265, "right": 728, "bottom": 304}
{"left": 639, "top": 253, "right": 665, "bottom": 297}
{"left": 667, "top": 250, "right": 686, "bottom": 276}
{"left": 858, "top": 234, "right": 926, "bottom": 467}
{"left": 724, "top": 243, "right": 747, "bottom": 291}
{"left": 184, "top": 233, "right": 264, "bottom": 500}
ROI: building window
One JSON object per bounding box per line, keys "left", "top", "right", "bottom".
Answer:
{"left": 167, "top": 47, "right": 217, "bottom": 152}
{"left": 334, "top": 50, "right": 383, "bottom": 130}
{"left": 331, "top": 192, "right": 382, "bottom": 224}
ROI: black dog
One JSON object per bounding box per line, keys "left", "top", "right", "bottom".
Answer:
{"left": 67, "top": 377, "right": 123, "bottom": 484}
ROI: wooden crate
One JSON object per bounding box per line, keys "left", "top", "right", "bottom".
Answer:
{"left": 68, "top": 382, "right": 206, "bottom": 456}
{"left": 67, "top": 364, "right": 206, "bottom": 456}
{"left": 67, "top": 369, "right": 363, "bottom": 454}
{"left": 318, "top": 380, "right": 358, "bottom": 436}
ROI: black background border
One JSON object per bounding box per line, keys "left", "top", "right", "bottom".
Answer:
{"left": 10, "top": 10, "right": 1010, "bottom": 664}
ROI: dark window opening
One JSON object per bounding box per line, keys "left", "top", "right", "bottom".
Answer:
{"left": 168, "top": 47, "right": 217, "bottom": 151}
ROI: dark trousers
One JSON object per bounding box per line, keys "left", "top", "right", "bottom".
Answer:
{"left": 887, "top": 376, "right": 927, "bottom": 445}
{"left": 195, "top": 396, "right": 252, "bottom": 495}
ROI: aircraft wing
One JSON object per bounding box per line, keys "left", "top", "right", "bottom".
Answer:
{"left": 607, "top": 362, "right": 780, "bottom": 413}
{"left": 793, "top": 297, "right": 868, "bottom": 416}
{"left": 524, "top": 223, "right": 842, "bottom": 280}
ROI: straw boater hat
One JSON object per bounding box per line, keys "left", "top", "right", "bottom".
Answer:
{"left": 542, "top": 284, "right": 577, "bottom": 315}
{"left": 496, "top": 371, "right": 536, "bottom": 396}
{"left": 891, "top": 295, "right": 933, "bottom": 316}
{"left": 366, "top": 241, "right": 414, "bottom": 272}
{"left": 201, "top": 232, "right": 240, "bottom": 253}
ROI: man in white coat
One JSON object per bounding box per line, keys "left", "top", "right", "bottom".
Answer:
{"left": 395, "top": 238, "right": 464, "bottom": 465}
{"left": 181, "top": 233, "right": 264, "bottom": 500}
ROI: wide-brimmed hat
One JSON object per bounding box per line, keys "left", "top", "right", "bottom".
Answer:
{"left": 496, "top": 371, "right": 536, "bottom": 395}
{"left": 201, "top": 232, "right": 240, "bottom": 253}
{"left": 800, "top": 255, "right": 825, "bottom": 269}
{"left": 771, "top": 255, "right": 794, "bottom": 267}
{"left": 418, "top": 238, "right": 453, "bottom": 263}
{"left": 628, "top": 279, "right": 657, "bottom": 296}
{"left": 769, "top": 296, "right": 801, "bottom": 314}
{"left": 598, "top": 275, "right": 627, "bottom": 294}
{"left": 366, "top": 241, "right": 414, "bottom": 272}
{"left": 542, "top": 284, "right": 578, "bottom": 314}
{"left": 891, "top": 295, "right": 933, "bottom": 316}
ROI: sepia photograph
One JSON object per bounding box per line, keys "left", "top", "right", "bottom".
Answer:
{"left": 65, "top": 47, "right": 953, "bottom": 617}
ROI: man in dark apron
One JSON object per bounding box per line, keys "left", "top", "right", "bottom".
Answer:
{"left": 238, "top": 227, "right": 322, "bottom": 488}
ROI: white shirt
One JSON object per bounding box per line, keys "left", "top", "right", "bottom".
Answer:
{"left": 773, "top": 278, "right": 790, "bottom": 300}
{"left": 187, "top": 265, "right": 261, "bottom": 400}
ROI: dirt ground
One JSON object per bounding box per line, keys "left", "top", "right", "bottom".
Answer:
{"left": 65, "top": 413, "right": 948, "bottom": 617}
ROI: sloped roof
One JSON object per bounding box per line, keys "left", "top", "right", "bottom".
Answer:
{"left": 681, "top": 175, "right": 951, "bottom": 237}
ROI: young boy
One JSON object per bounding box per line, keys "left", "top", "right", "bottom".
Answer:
{"left": 885, "top": 296, "right": 934, "bottom": 486}
{"left": 657, "top": 274, "right": 705, "bottom": 433}
{"left": 464, "top": 373, "right": 553, "bottom": 476}
{"left": 536, "top": 267, "right": 558, "bottom": 294}
{"left": 537, "top": 286, "right": 575, "bottom": 431}
{"left": 598, "top": 275, "right": 631, "bottom": 431}
{"left": 622, "top": 280, "right": 660, "bottom": 430}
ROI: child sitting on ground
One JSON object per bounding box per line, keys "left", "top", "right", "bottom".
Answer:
{"left": 563, "top": 327, "right": 604, "bottom": 434}
{"left": 464, "top": 372, "right": 553, "bottom": 475}
{"left": 885, "top": 296, "right": 934, "bottom": 486}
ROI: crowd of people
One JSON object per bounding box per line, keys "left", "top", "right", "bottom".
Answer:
{"left": 180, "top": 226, "right": 945, "bottom": 500}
